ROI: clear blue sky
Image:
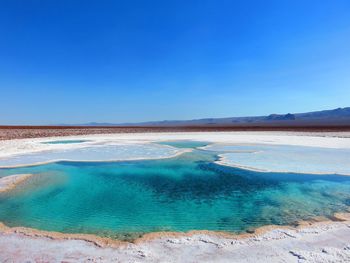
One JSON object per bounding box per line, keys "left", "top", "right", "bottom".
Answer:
{"left": 1, "top": 0, "right": 350, "bottom": 124}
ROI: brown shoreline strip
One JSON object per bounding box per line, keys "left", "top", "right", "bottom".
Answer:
{"left": 1, "top": 125, "right": 350, "bottom": 140}
{"left": 0, "top": 212, "right": 349, "bottom": 248}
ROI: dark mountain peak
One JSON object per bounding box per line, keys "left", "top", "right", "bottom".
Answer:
{"left": 266, "top": 113, "right": 296, "bottom": 121}
{"left": 76, "top": 107, "right": 350, "bottom": 127}
{"left": 297, "top": 107, "right": 350, "bottom": 118}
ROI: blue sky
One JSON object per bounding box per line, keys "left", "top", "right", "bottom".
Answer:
{"left": 0, "top": 0, "right": 350, "bottom": 124}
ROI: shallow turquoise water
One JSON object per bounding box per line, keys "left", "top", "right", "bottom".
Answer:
{"left": 157, "top": 140, "right": 209, "bottom": 148}
{"left": 42, "top": 140, "right": 89, "bottom": 144}
{"left": 0, "top": 143, "right": 180, "bottom": 168}
{"left": 0, "top": 148, "right": 350, "bottom": 241}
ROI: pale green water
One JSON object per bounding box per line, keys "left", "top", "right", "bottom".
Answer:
{"left": 42, "top": 140, "right": 89, "bottom": 144}
{"left": 0, "top": 145, "right": 350, "bottom": 241}
{"left": 158, "top": 140, "right": 209, "bottom": 149}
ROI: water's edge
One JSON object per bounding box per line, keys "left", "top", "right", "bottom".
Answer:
{"left": 1, "top": 211, "right": 349, "bottom": 247}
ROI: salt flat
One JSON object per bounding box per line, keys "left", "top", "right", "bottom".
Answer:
{"left": 0, "top": 131, "right": 350, "bottom": 262}
{"left": 1, "top": 218, "right": 350, "bottom": 262}
{"left": 0, "top": 143, "right": 185, "bottom": 168}
{"left": 1, "top": 131, "right": 350, "bottom": 173}
{"left": 2, "top": 131, "right": 350, "bottom": 159}
{"left": 204, "top": 144, "right": 350, "bottom": 175}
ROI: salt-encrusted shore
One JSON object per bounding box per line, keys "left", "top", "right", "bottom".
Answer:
{"left": 0, "top": 214, "right": 350, "bottom": 262}
{"left": 1, "top": 131, "right": 350, "bottom": 262}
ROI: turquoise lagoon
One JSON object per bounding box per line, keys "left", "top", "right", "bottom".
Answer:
{"left": 0, "top": 142, "right": 350, "bottom": 241}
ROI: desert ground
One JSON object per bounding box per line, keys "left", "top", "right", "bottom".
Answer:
{"left": 0, "top": 128, "right": 350, "bottom": 262}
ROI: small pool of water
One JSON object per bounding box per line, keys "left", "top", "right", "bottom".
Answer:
{"left": 42, "top": 140, "right": 89, "bottom": 144}
{"left": 0, "top": 148, "right": 349, "bottom": 241}
{"left": 157, "top": 140, "right": 209, "bottom": 149}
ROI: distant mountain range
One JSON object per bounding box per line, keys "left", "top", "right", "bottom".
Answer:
{"left": 79, "top": 107, "right": 350, "bottom": 127}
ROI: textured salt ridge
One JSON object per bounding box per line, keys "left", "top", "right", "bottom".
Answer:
{"left": 0, "top": 213, "right": 350, "bottom": 262}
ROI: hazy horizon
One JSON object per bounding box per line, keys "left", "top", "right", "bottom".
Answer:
{"left": 0, "top": 106, "right": 348, "bottom": 126}
{"left": 1, "top": 1, "right": 350, "bottom": 125}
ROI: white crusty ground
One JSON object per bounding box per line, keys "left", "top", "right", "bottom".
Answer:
{"left": 0, "top": 220, "right": 350, "bottom": 262}
{"left": 1, "top": 131, "right": 350, "bottom": 159}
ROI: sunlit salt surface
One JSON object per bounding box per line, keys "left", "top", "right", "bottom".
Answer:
{"left": 204, "top": 144, "right": 350, "bottom": 175}
{"left": 0, "top": 144, "right": 181, "bottom": 167}
{"left": 42, "top": 140, "right": 89, "bottom": 144}
{"left": 0, "top": 148, "right": 350, "bottom": 241}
